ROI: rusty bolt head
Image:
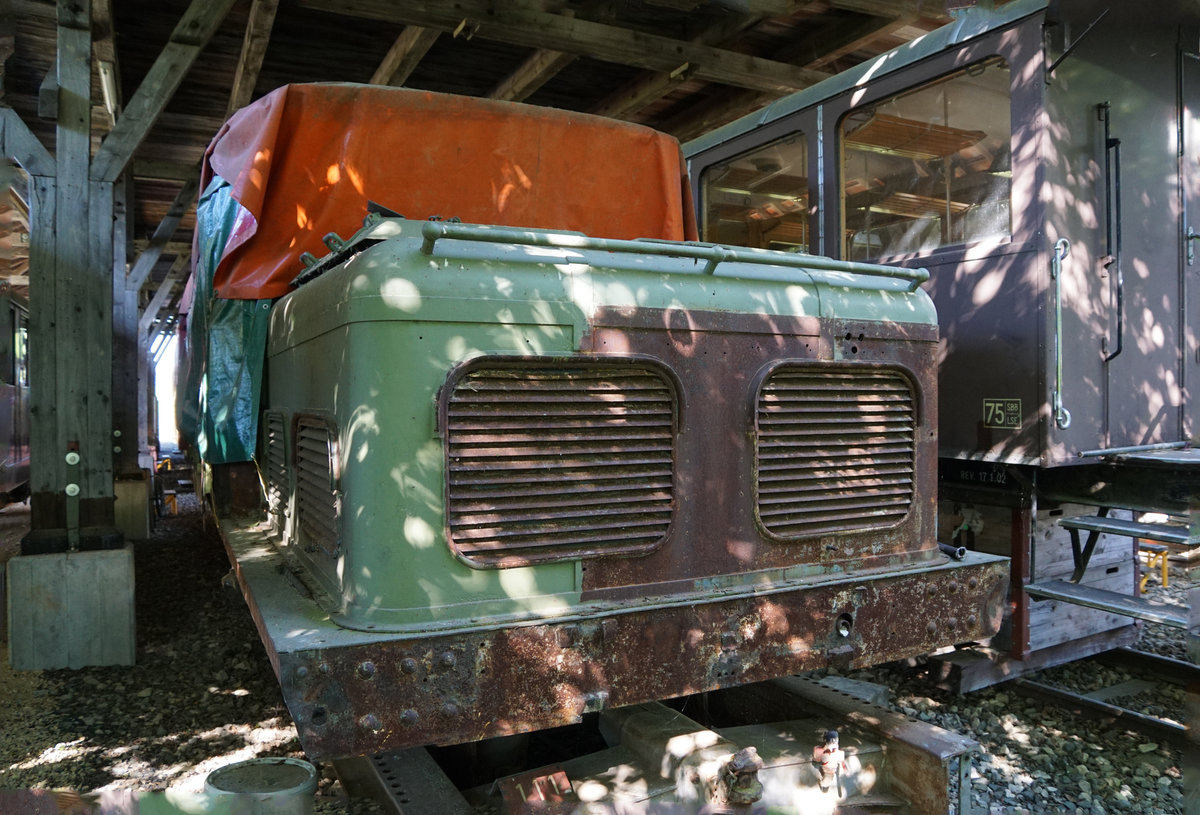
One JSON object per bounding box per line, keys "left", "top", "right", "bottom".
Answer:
{"left": 359, "top": 713, "right": 382, "bottom": 732}
{"left": 357, "top": 661, "right": 376, "bottom": 680}
{"left": 728, "top": 746, "right": 763, "bottom": 773}
{"left": 442, "top": 702, "right": 460, "bottom": 717}
{"left": 968, "top": 577, "right": 979, "bottom": 589}
{"left": 948, "top": 580, "right": 959, "bottom": 594}
{"left": 401, "top": 657, "right": 418, "bottom": 675}
{"left": 318, "top": 663, "right": 331, "bottom": 675}
{"left": 295, "top": 666, "right": 309, "bottom": 679}
{"left": 438, "top": 651, "right": 457, "bottom": 669}
{"left": 967, "top": 614, "right": 978, "bottom": 627}
{"left": 948, "top": 617, "right": 958, "bottom": 629}
{"left": 926, "top": 621, "right": 938, "bottom": 634}
{"left": 399, "top": 709, "right": 420, "bottom": 727}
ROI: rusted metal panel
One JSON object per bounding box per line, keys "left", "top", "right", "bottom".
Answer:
{"left": 578, "top": 308, "right": 941, "bottom": 599}
{"left": 223, "top": 516, "right": 1007, "bottom": 760}
{"left": 440, "top": 358, "right": 678, "bottom": 567}
{"left": 755, "top": 364, "right": 917, "bottom": 539}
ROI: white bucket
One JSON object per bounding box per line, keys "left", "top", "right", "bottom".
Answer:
{"left": 204, "top": 757, "right": 318, "bottom": 815}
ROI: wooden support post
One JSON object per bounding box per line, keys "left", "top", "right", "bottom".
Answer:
{"left": 6, "top": 0, "right": 136, "bottom": 670}
{"left": 112, "top": 173, "right": 141, "bottom": 477}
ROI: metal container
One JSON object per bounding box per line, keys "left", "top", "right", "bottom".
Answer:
{"left": 204, "top": 758, "right": 317, "bottom": 815}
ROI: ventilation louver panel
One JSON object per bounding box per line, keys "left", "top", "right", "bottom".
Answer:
{"left": 295, "top": 419, "right": 340, "bottom": 558}
{"left": 756, "top": 365, "right": 915, "bottom": 539}
{"left": 444, "top": 361, "right": 677, "bottom": 567}
{"left": 264, "top": 413, "right": 288, "bottom": 520}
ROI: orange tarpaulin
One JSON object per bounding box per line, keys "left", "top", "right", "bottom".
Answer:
{"left": 202, "top": 83, "right": 699, "bottom": 300}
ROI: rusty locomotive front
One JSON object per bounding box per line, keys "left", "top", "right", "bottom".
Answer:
{"left": 179, "top": 83, "right": 1008, "bottom": 761}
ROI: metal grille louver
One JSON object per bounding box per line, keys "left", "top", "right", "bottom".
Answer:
{"left": 756, "top": 365, "right": 915, "bottom": 539}
{"left": 444, "top": 361, "right": 677, "bottom": 567}
{"left": 295, "top": 419, "right": 340, "bottom": 557}
{"left": 264, "top": 413, "right": 287, "bottom": 519}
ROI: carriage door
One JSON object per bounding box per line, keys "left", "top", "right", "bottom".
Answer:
{"left": 1181, "top": 35, "right": 1200, "bottom": 440}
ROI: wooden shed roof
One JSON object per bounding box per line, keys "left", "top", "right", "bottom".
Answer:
{"left": 1, "top": 0, "right": 961, "bottom": 323}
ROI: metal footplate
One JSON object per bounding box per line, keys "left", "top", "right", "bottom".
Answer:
{"left": 1025, "top": 579, "right": 1189, "bottom": 629}
{"left": 1057, "top": 515, "right": 1199, "bottom": 546}
{"left": 1057, "top": 511, "right": 1198, "bottom": 583}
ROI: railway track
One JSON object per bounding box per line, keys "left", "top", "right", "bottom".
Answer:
{"left": 333, "top": 675, "right": 981, "bottom": 814}
{"left": 1010, "top": 647, "right": 1195, "bottom": 749}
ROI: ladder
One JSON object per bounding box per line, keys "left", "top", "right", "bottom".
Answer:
{"left": 1025, "top": 509, "right": 1195, "bottom": 628}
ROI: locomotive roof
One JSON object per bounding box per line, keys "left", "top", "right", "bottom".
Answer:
{"left": 683, "top": 0, "right": 1047, "bottom": 159}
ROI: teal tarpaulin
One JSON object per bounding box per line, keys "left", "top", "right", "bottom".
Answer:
{"left": 177, "top": 177, "right": 271, "bottom": 464}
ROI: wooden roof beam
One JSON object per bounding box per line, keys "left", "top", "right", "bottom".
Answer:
{"left": 90, "top": 0, "right": 237, "bottom": 183}
{"left": 226, "top": 0, "right": 280, "bottom": 118}
{"left": 139, "top": 254, "right": 186, "bottom": 335}
{"left": 591, "top": 1, "right": 809, "bottom": 120}
{"left": 133, "top": 159, "right": 198, "bottom": 182}
{"left": 488, "top": 48, "right": 576, "bottom": 102}
{"left": 127, "top": 170, "right": 199, "bottom": 293}
{"left": 370, "top": 25, "right": 440, "bottom": 86}
{"left": 591, "top": 62, "right": 696, "bottom": 119}
{"left": 0, "top": 109, "right": 54, "bottom": 177}
{"left": 663, "top": 12, "right": 931, "bottom": 140}
{"left": 828, "top": 0, "right": 937, "bottom": 19}
{"left": 301, "top": 0, "right": 830, "bottom": 94}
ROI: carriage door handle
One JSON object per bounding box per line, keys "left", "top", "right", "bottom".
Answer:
{"left": 1188, "top": 226, "right": 1200, "bottom": 266}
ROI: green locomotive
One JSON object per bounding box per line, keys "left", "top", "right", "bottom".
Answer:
{"left": 182, "top": 84, "right": 1008, "bottom": 760}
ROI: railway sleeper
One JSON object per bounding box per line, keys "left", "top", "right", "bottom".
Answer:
{"left": 335, "top": 675, "right": 978, "bottom": 814}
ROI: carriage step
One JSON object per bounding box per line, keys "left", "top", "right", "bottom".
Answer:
{"left": 1057, "top": 515, "right": 1199, "bottom": 546}
{"left": 1025, "top": 579, "right": 1188, "bottom": 628}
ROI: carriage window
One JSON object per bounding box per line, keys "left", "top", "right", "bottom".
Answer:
{"left": 841, "top": 58, "right": 1011, "bottom": 260}
{"left": 701, "top": 134, "right": 808, "bottom": 251}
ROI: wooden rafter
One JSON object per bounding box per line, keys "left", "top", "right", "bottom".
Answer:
{"left": 139, "top": 254, "right": 186, "bottom": 335}
{"left": 90, "top": 0, "right": 237, "bottom": 183}
{"left": 589, "top": 0, "right": 804, "bottom": 121}
{"left": 370, "top": 25, "right": 440, "bottom": 86}
{"left": 127, "top": 171, "right": 200, "bottom": 292}
{"left": 0, "top": 108, "right": 54, "bottom": 177}
{"left": 301, "top": 0, "right": 830, "bottom": 94}
{"left": 227, "top": 0, "right": 280, "bottom": 117}
{"left": 591, "top": 62, "right": 696, "bottom": 119}
{"left": 829, "top": 0, "right": 934, "bottom": 18}
{"left": 488, "top": 48, "right": 576, "bottom": 102}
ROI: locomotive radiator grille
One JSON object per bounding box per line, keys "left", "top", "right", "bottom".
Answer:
{"left": 756, "top": 365, "right": 916, "bottom": 539}
{"left": 264, "top": 412, "right": 287, "bottom": 520}
{"left": 295, "top": 418, "right": 340, "bottom": 558}
{"left": 443, "top": 362, "right": 677, "bottom": 567}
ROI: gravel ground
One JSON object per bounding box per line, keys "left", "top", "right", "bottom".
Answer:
{"left": 0, "top": 499, "right": 1192, "bottom": 814}
{"left": 0, "top": 496, "right": 382, "bottom": 814}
